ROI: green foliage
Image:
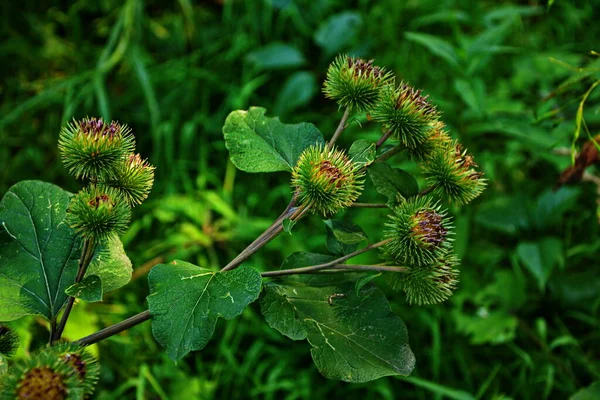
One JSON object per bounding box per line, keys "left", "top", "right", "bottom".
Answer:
{"left": 368, "top": 162, "right": 419, "bottom": 203}
{"left": 1, "top": 0, "right": 599, "bottom": 398}
{"left": 0, "top": 181, "right": 83, "bottom": 321}
{"left": 260, "top": 274, "right": 415, "bottom": 382}
{"left": 223, "top": 107, "right": 324, "bottom": 173}
{"left": 147, "top": 261, "right": 262, "bottom": 361}
{"left": 85, "top": 235, "right": 133, "bottom": 295}
{"left": 65, "top": 275, "right": 103, "bottom": 302}
{"left": 0, "top": 181, "right": 132, "bottom": 321}
{"left": 348, "top": 139, "right": 376, "bottom": 167}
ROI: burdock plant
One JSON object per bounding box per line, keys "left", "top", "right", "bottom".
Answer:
{"left": 0, "top": 54, "right": 485, "bottom": 390}
{"left": 291, "top": 145, "right": 365, "bottom": 216}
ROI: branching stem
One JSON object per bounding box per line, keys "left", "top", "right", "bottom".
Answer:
{"left": 262, "top": 239, "right": 391, "bottom": 277}
{"left": 350, "top": 202, "right": 388, "bottom": 208}
{"left": 53, "top": 238, "right": 96, "bottom": 342}
{"left": 221, "top": 202, "right": 309, "bottom": 272}
{"left": 74, "top": 239, "right": 393, "bottom": 346}
{"left": 76, "top": 310, "right": 151, "bottom": 346}
{"left": 374, "top": 145, "right": 402, "bottom": 164}
{"left": 418, "top": 185, "right": 436, "bottom": 196}
{"left": 375, "top": 129, "right": 394, "bottom": 149}
{"left": 262, "top": 263, "right": 407, "bottom": 277}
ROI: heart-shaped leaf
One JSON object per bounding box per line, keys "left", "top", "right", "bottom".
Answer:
{"left": 147, "top": 261, "right": 262, "bottom": 361}
{"left": 0, "top": 180, "right": 133, "bottom": 321}
{"left": 260, "top": 274, "right": 415, "bottom": 382}
{"left": 223, "top": 107, "right": 324, "bottom": 173}
{"left": 0, "top": 181, "right": 81, "bottom": 321}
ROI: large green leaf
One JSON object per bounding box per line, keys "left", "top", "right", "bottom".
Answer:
{"left": 223, "top": 107, "right": 324, "bottom": 173}
{"left": 0, "top": 181, "right": 81, "bottom": 321}
{"left": 147, "top": 261, "right": 262, "bottom": 361}
{"left": 260, "top": 274, "right": 415, "bottom": 382}
{"left": 0, "top": 181, "right": 133, "bottom": 321}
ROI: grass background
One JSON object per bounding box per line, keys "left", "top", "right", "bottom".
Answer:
{"left": 1, "top": 0, "right": 600, "bottom": 399}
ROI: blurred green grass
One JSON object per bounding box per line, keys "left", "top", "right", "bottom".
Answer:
{"left": 1, "top": 0, "right": 600, "bottom": 398}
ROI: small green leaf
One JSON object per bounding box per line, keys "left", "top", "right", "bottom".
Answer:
{"left": 324, "top": 220, "right": 367, "bottom": 245}
{"left": 549, "top": 335, "right": 578, "bottom": 350}
{"left": 325, "top": 220, "right": 366, "bottom": 256}
{"left": 475, "top": 195, "right": 531, "bottom": 235}
{"left": 405, "top": 32, "right": 460, "bottom": 68}
{"left": 86, "top": 236, "right": 132, "bottom": 295}
{"left": 65, "top": 275, "right": 103, "bottom": 302}
{"left": 260, "top": 274, "right": 415, "bottom": 382}
{"left": 349, "top": 140, "right": 376, "bottom": 167}
{"left": 454, "top": 309, "right": 518, "bottom": 345}
{"left": 246, "top": 43, "right": 306, "bottom": 70}
{"left": 274, "top": 72, "right": 317, "bottom": 116}
{"left": 280, "top": 252, "right": 336, "bottom": 270}
{"left": 368, "top": 163, "right": 419, "bottom": 202}
{"left": 534, "top": 187, "right": 580, "bottom": 230}
{"left": 355, "top": 273, "right": 380, "bottom": 297}
{"left": 223, "top": 107, "right": 325, "bottom": 173}
{"left": 0, "top": 181, "right": 81, "bottom": 321}
{"left": 516, "top": 237, "right": 563, "bottom": 290}
{"left": 147, "top": 261, "right": 262, "bottom": 361}
{"left": 314, "top": 11, "right": 363, "bottom": 55}
{"left": 282, "top": 218, "right": 296, "bottom": 235}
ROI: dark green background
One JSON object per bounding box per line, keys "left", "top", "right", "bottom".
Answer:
{"left": 1, "top": 0, "right": 599, "bottom": 399}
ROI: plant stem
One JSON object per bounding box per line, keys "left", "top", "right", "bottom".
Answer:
{"left": 262, "top": 263, "right": 407, "bottom": 277}
{"left": 53, "top": 238, "right": 96, "bottom": 342}
{"left": 221, "top": 202, "right": 309, "bottom": 272}
{"left": 261, "top": 239, "right": 391, "bottom": 277}
{"left": 418, "top": 185, "right": 436, "bottom": 196}
{"left": 49, "top": 316, "right": 57, "bottom": 345}
{"left": 374, "top": 145, "right": 402, "bottom": 164}
{"left": 327, "top": 107, "right": 351, "bottom": 148}
{"left": 375, "top": 129, "right": 393, "bottom": 149}
{"left": 74, "top": 240, "right": 394, "bottom": 346}
{"left": 75, "top": 239, "right": 394, "bottom": 346}
{"left": 350, "top": 202, "right": 388, "bottom": 208}
{"left": 76, "top": 310, "right": 151, "bottom": 346}
{"left": 224, "top": 108, "right": 352, "bottom": 273}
